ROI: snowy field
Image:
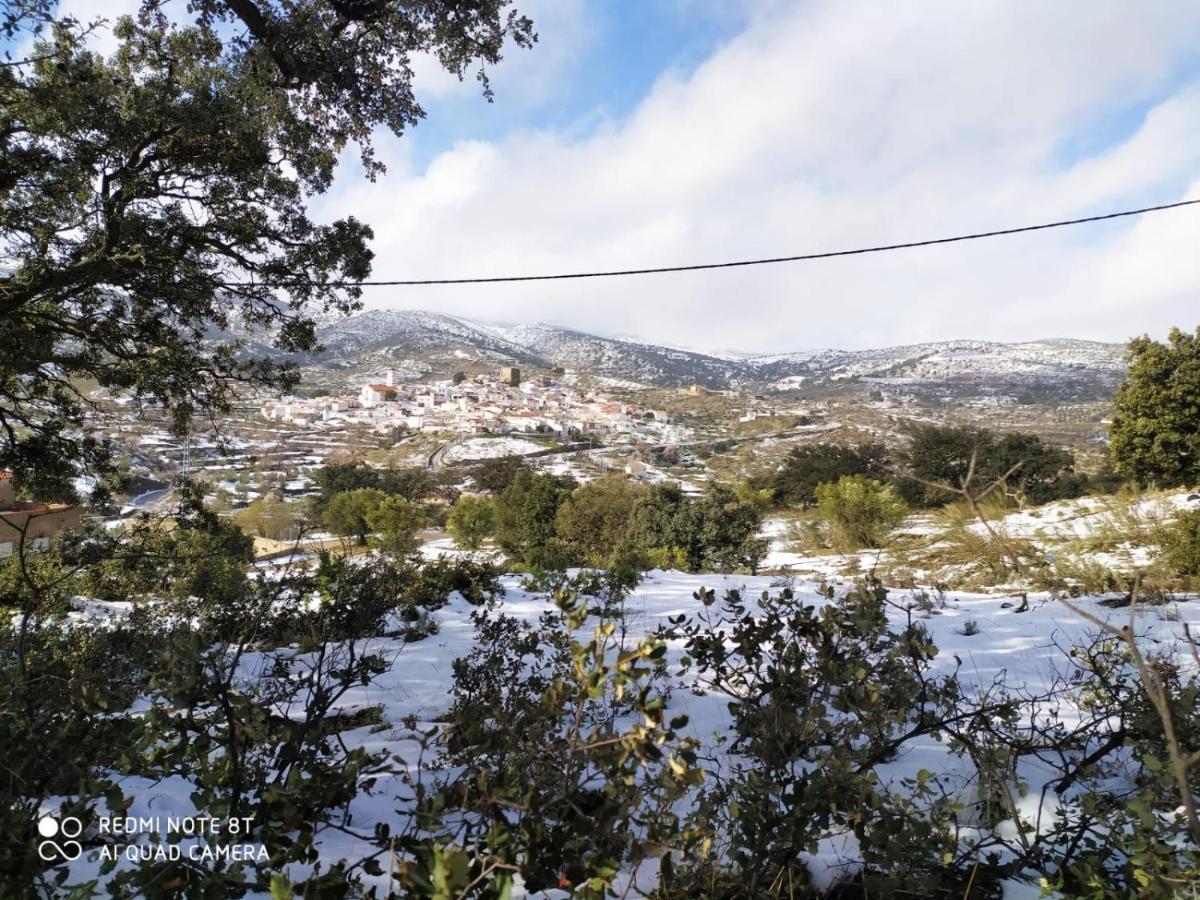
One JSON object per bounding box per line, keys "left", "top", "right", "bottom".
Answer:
{"left": 442, "top": 436, "right": 547, "bottom": 462}
{"left": 51, "top": 550, "right": 1200, "bottom": 895}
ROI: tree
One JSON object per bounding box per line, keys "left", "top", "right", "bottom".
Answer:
{"left": 898, "top": 424, "right": 1078, "bottom": 507}
{"left": 492, "top": 471, "right": 568, "bottom": 567}
{"left": 447, "top": 494, "right": 496, "bottom": 550}
{"left": 816, "top": 475, "right": 908, "bottom": 552}
{"left": 771, "top": 442, "right": 892, "bottom": 508}
{"left": 898, "top": 425, "right": 992, "bottom": 507}
{"left": 322, "top": 488, "right": 387, "bottom": 546}
{"left": 555, "top": 476, "right": 643, "bottom": 565}
{"left": 986, "top": 432, "right": 1080, "bottom": 504}
{"left": 620, "top": 483, "right": 690, "bottom": 561}
{"left": 616, "top": 483, "right": 766, "bottom": 574}
{"left": 469, "top": 455, "right": 531, "bottom": 494}
{"left": 685, "top": 484, "right": 768, "bottom": 572}
{"left": 1110, "top": 327, "right": 1200, "bottom": 487}
{"left": 366, "top": 495, "right": 425, "bottom": 556}
{"left": 233, "top": 496, "right": 306, "bottom": 541}
{"left": 0, "top": 2, "right": 533, "bottom": 498}
{"left": 452, "top": 371, "right": 467, "bottom": 385}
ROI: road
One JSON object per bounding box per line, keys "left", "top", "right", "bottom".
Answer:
{"left": 120, "top": 487, "right": 173, "bottom": 515}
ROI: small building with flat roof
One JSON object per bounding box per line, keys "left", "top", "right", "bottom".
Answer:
{"left": 0, "top": 472, "right": 83, "bottom": 559}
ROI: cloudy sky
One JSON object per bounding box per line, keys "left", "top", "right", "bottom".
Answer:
{"left": 50, "top": 1, "right": 1200, "bottom": 351}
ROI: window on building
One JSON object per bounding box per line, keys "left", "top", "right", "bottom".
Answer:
{"left": 0, "top": 541, "right": 12, "bottom": 559}
{"left": 30, "top": 536, "right": 51, "bottom": 553}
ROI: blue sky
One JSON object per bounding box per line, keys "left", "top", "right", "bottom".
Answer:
{"left": 403, "top": 2, "right": 751, "bottom": 171}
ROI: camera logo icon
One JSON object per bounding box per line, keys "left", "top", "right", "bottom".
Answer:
{"left": 37, "top": 815, "right": 83, "bottom": 862}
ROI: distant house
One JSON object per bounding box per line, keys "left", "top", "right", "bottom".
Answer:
{"left": 624, "top": 458, "right": 649, "bottom": 479}
{"left": 500, "top": 366, "right": 521, "bottom": 387}
{"left": 358, "top": 384, "right": 397, "bottom": 407}
{"left": 0, "top": 472, "right": 83, "bottom": 559}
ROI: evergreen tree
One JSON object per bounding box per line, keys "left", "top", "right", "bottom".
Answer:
{"left": 492, "top": 471, "right": 568, "bottom": 567}
{"left": 771, "top": 442, "right": 892, "bottom": 507}
{"left": 1110, "top": 327, "right": 1200, "bottom": 487}
{"left": 323, "top": 487, "right": 387, "bottom": 545}
{"left": 447, "top": 494, "right": 496, "bottom": 550}
{"left": 366, "top": 495, "right": 425, "bottom": 556}
{"left": 555, "top": 476, "right": 643, "bottom": 565}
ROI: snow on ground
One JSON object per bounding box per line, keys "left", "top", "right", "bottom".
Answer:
{"left": 442, "top": 436, "right": 545, "bottom": 462}
{"left": 51, "top": 549, "right": 1200, "bottom": 895}
{"left": 971, "top": 490, "right": 1200, "bottom": 542}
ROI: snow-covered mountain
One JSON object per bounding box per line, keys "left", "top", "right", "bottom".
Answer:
{"left": 281, "top": 309, "right": 1126, "bottom": 399}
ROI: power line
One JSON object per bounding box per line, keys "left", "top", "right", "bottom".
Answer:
{"left": 247, "top": 197, "right": 1200, "bottom": 287}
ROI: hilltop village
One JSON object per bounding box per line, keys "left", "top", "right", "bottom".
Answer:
{"left": 258, "top": 367, "right": 691, "bottom": 445}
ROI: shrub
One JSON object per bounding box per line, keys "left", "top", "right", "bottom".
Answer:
{"left": 816, "top": 475, "right": 908, "bottom": 551}
{"left": 662, "top": 581, "right": 984, "bottom": 896}
{"left": 1159, "top": 508, "right": 1200, "bottom": 579}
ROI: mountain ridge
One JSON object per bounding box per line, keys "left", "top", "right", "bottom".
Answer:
{"left": 224, "top": 307, "right": 1126, "bottom": 400}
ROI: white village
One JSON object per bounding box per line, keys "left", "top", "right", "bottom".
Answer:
{"left": 258, "top": 366, "right": 691, "bottom": 445}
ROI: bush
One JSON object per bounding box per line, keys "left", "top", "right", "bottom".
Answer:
{"left": 1159, "top": 508, "right": 1200, "bottom": 579}
{"left": 816, "top": 475, "right": 908, "bottom": 551}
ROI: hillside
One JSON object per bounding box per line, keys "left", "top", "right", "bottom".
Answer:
{"left": 274, "top": 309, "right": 1126, "bottom": 400}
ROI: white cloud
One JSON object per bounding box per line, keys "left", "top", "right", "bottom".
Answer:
{"left": 321, "top": 0, "right": 1200, "bottom": 351}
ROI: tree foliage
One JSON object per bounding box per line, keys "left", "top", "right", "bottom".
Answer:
{"left": 0, "top": 1, "right": 533, "bottom": 498}
{"left": 322, "top": 486, "right": 387, "bottom": 545}
{"left": 897, "top": 424, "right": 1079, "bottom": 507}
{"left": 447, "top": 493, "right": 496, "bottom": 550}
{"left": 770, "top": 442, "right": 892, "bottom": 508}
{"left": 365, "top": 494, "right": 425, "bottom": 556}
{"left": 1110, "top": 327, "right": 1200, "bottom": 488}
{"left": 555, "top": 476, "right": 641, "bottom": 566}
{"left": 312, "top": 462, "right": 435, "bottom": 515}
{"left": 815, "top": 475, "right": 908, "bottom": 551}
{"left": 492, "top": 469, "right": 570, "bottom": 568}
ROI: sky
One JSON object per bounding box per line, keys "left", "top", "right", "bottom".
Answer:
{"left": 32, "top": 1, "right": 1200, "bottom": 352}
